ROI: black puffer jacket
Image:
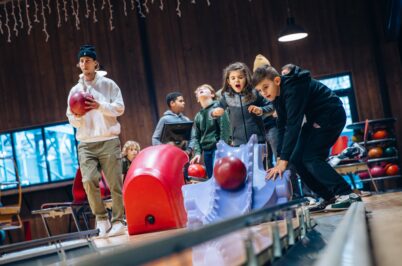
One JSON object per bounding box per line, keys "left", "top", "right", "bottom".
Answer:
{"left": 275, "top": 66, "right": 344, "bottom": 160}
{"left": 219, "top": 89, "right": 273, "bottom": 146}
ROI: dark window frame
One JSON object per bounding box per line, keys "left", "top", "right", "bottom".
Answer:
{"left": 0, "top": 121, "right": 78, "bottom": 190}
{"left": 316, "top": 72, "right": 359, "bottom": 123}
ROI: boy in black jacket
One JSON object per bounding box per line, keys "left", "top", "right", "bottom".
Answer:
{"left": 252, "top": 64, "right": 361, "bottom": 212}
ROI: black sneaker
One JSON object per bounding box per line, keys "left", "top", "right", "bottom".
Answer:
{"left": 325, "top": 193, "right": 362, "bottom": 211}
{"left": 308, "top": 198, "right": 336, "bottom": 213}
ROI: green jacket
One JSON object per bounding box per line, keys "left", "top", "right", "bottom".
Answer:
{"left": 191, "top": 101, "right": 231, "bottom": 156}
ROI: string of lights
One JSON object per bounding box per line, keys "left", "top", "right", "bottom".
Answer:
{"left": 0, "top": 0, "right": 252, "bottom": 43}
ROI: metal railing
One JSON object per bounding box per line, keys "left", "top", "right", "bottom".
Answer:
{"left": 0, "top": 229, "right": 98, "bottom": 256}
{"left": 78, "top": 198, "right": 309, "bottom": 266}
{"left": 314, "top": 202, "right": 373, "bottom": 266}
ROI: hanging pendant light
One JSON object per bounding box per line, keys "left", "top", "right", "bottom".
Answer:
{"left": 278, "top": 1, "right": 308, "bottom": 42}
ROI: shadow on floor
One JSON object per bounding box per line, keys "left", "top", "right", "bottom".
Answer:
{"left": 273, "top": 213, "right": 344, "bottom": 266}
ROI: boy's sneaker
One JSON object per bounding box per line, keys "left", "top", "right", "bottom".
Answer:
{"left": 305, "top": 196, "right": 321, "bottom": 206}
{"left": 96, "top": 219, "right": 111, "bottom": 238}
{"left": 308, "top": 198, "right": 336, "bottom": 213}
{"left": 325, "top": 193, "right": 362, "bottom": 211}
{"left": 359, "top": 190, "right": 372, "bottom": 197}
{"left": 108, "top": 222, "right": 127, "bottom": 237}
{"left": 354, "top": 189, "right": 372, "bottom": 197}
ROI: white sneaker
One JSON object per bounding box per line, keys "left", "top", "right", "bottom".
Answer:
{"left": 96, "top": 219, "right": 111, "bottom": 238}
{"left": 355, "top": 190, "right": 372, "bottom": 197}
{"left": 305, "top": 196, "right": 323, "bottom": 206}
{"left": 108, "top": 222, "right": 127, "bottom": 237}
{"left": 325, "top": 193, "right": 362, "bottom": 211}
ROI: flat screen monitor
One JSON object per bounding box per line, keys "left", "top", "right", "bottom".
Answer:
{"left": 160, "top": 121, "right": 193, "bottom": 145}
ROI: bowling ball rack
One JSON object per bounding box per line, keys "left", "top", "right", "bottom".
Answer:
{"left": 347, "top": 117, "right": 401, "bottom": 191}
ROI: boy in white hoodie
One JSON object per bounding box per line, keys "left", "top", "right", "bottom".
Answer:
{"left": 66, "top": 45, "right": 125, "bottom": 238}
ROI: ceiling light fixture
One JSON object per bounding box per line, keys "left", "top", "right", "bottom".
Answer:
{"left": 278, "top": 1, "right": 308, "bottom": 42}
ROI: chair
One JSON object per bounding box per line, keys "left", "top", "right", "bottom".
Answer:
{"left": 32, "top": 168, "right": 111, "bottom": 236}
{"left": 0, "top": 157, "right": 23, "bottom": 231}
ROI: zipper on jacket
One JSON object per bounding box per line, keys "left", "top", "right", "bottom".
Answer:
{"left": 238, "top": 93, "right": 248, "bottom": 143}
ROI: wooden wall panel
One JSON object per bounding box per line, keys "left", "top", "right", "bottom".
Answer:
{"left": 371, "top": 0, "right": 402, "bottom": 166}
{"left": 0, "top": 0, "right": 154, "bottom": 147}
{"left": 142, "top": 0, "right": 401, "bottom": 148}
{"left": 0, "top": 0, "right": 400, "bottom": 157}
{"left": 0, "top": 0, "right": 401, "bottom": 242}
{"left": 0, "top": 0, "right": 400, "bottom": 146}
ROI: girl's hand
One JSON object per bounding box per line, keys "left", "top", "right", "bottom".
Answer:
{"left": 212, "top": 108, "right": 225, "bottom": 117}
{"left": 266, "top": 160, "right": 288, "bottom": 180}
{"left": 190, "top": 155, "right": 201, "bottom": 164}
{"left": 248, "top": 105, "right": 263, "bottom": 116}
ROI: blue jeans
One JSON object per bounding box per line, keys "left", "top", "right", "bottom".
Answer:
{"left": 203, "top": 149, "right": 216, "bottom": 179}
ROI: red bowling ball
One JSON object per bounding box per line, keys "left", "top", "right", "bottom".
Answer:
{"left": 370, "top": 166, "right": 386, "bottom": 177}
{"left": 69, "top": 91, "right": 94, "bottom": 116}
{"left": 385, "top": 164, "right": 400, "bottom": 176}
{"left": 372, "top": 129, "right": 388, "bottom": 140}
{"left": 358, "top": 171, "right": 369, "bottom": 179}
{"left": 213, "top": 156, "right": 247, "bottom": 191}
{"left": 188, "top": 163, "right": 207, "bottom": 179}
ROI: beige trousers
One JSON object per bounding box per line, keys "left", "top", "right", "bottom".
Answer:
{"left": 78, "top": 138, "right": 124, "bottom": 223}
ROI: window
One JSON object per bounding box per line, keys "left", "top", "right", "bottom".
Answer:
{"left": 0, "top": 122, "right": 78, "bottom": 189}
{"left": 317, "top": 73, "right": 358, "bottom": 140}
{"left": 318, "top": 74, "right": 362, "bottom": 189}
{"left": 44, "top": 124, "right": 78, "bottom": 182}
{"left": 14, "top": 128, "right": 48, "bottom": 186}
{"left": 0, "top": 133, "right": 17, "bottom": 189}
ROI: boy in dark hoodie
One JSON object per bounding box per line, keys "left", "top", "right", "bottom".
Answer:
{"left": 152, "top": 92, "right": 191, "bottom": 146}
{"left": 252, "top": 64, "right": 361, "bottom": 212}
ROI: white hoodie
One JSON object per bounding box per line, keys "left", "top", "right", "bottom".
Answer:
{"left": 66, "top": 72, "right": 125, "bottom": 143}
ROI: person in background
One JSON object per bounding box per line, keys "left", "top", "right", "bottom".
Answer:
{"left": 211, "top": 62, "right": 273, "bottom": 146}
{"left": 67, "top": 44, "right": 126, "bottom": 237}
{"left": 152, "top": 92, "right": 191, "bottom": 150}
{"left": 190, "top": 84, "right": 231, "bottom": 178}
{"left": 121, "top": 140, "right": 141, "bottom": 182}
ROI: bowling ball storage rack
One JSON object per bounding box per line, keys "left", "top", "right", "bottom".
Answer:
{"left": 348, "top": 117, "right": 401, "bottom": 191}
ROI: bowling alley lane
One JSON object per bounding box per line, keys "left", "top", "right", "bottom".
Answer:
{"left": 2, "top": 192, "right": 402, "bottom": 265}
{"left": 66, "top": 216, "right": 298, "bottom": 266}
{"left": 362, "top": 192, "right": 402, "bottom": 266}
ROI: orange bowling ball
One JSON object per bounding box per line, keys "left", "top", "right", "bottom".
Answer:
{"left": 385, "top": 164, "right": 400, "bottom": 176}
{"left": 368, "top": 147, "right": 383, "bottom": 158}
{"left": 372, "top": 129, "right": 388, "bottom": 140}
